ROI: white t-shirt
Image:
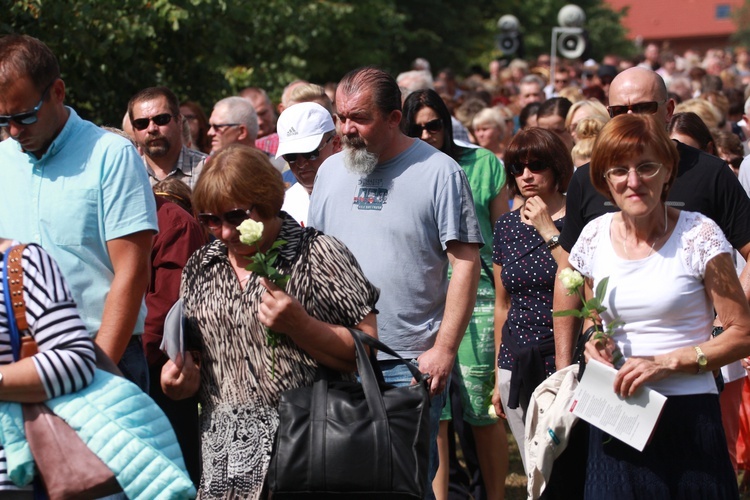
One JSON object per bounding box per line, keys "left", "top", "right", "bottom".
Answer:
{"left": 570, "top": 211, "right": 732, "bottom": 396}
{"left": 282, "top": 182, "right": 310, "bottom": 227}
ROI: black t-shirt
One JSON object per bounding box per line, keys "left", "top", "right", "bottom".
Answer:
{"left": 560, "top": 140, "right": 750, "bottom": 252}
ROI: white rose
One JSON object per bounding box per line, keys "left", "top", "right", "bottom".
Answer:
{"left": 559, "top": 268, "right": 584, "bottom": 293}
{"left": 238, "top": 219, "right": 264, "bottom": 246}
{"left": 488, "top": 404, "right": 498, "bottom": 419}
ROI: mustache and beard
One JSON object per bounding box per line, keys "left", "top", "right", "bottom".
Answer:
{"left": 143, "top": 133, "right": 172, "bottom": 158}
{"left": 341, "top": 135, "right": 379, "bottom": 176}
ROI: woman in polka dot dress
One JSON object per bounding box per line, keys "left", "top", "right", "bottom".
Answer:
{"left": 491, "top": 128, "right": 573, "bottom": 471}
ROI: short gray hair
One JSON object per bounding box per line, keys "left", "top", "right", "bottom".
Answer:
{"left": 215, "top": 96, "right": 259, "bottom": 141}
{"left": 519, "top": 74, "right": 545, "bottom": 88}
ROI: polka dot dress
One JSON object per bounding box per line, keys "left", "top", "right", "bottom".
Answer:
{"left": 492, "top": 210, "right": 564, "bottom": 376}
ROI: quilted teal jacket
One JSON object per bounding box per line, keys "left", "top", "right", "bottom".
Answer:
{"left": 0, "top": 369, "right": 196, "bottom": 499}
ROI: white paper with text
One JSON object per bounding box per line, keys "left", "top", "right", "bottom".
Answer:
{"left": 570, "top": 359, "right": 667, "bottom": 451}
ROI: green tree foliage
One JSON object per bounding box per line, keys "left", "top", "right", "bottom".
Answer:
{"left": 2, "top": 0, "right": 631, "bottom": 125}
{"left": 493, "top": 0, "right": 635, "bottom": 62}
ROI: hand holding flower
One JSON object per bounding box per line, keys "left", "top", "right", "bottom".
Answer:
{"left": 258, "top": 277, "right": 309, "bottom": 336}
{"left": 584, "top": 333, "right": 617, "bottom": 368}
{"left": 555, "top": 268, "right": 624, "bottom": 368}
{"left": 237, "top": 219, "right": 290, "bottom": 377}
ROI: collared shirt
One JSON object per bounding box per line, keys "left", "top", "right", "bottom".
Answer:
{"left": 144, "top": 145, "right": 207, "bottom": 191}
{"left": 255, "top": 132, "right": 279, "bottom": 156}
{"left": 0, "top": 107, "right": 158, "bottom": 336}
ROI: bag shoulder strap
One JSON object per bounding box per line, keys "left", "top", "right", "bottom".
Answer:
{"left": 3, "top": 244, "right": 37, "bottom": 361}
{"left": 5, "top": 244, "right": 28, "bottom": 331}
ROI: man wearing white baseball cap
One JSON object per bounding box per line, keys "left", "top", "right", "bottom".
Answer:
{"left": 276, "top": 101, "right": 339, "bottom": 226}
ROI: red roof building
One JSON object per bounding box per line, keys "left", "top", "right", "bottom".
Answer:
{"left": 603, "top": 0, "right": 743, "bottom": 53}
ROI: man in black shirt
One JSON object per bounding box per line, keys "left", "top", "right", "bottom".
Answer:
{"left": 553, "top": 67, "right": 750, "bottom": 368}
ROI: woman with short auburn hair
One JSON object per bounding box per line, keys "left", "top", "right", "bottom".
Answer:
{"left": 590, "top": 113, "right": 679, "bottom": 203}
{"left": 193, "top": 145, "right": 284, "bottom": 219}
{"left": 573, "top": 113, "right": 750, "bottom": 497}
{"left": 162, "top": 144, "right": 379, "bottom": 499}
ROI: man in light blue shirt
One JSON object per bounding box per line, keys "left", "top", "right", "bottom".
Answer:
{"left": 0, "top": 34, "right": 157, "bottom": 390}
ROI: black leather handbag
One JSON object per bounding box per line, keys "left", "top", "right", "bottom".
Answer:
{"left": 267, "top": 328, "right": 431, "bottom": 499}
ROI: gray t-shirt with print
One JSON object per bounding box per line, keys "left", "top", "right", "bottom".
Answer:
{"left": 309, "top": 139, "right": 483, "bottom": 359}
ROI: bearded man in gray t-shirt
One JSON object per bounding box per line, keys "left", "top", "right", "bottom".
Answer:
{"left": 308, "top": 66, "right": 483, "bottom": 499}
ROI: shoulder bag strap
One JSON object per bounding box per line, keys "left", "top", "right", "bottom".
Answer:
{"left": 3, "top": 244, "right": 29, "bottom": 362}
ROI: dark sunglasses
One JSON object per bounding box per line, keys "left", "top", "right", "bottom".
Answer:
{"left": 509, "top": 160, "right": 549, "bottom": 176}
{"left": 409, "top": 119, "right": 443, "bottom": 137}
{"left": 197, "top": 208, "right": 253, "bottom": 229}
{"left": 283, "top": 136, "right": 333, "bottom": 164}
{"left": 607, "top": 101, "right": 660, "bottom": 118}
{"left": 0, "top": 80, "right": 55, "bottom": 128}
{"left": 131, "top": 113, "right": 175, "bottom": 131}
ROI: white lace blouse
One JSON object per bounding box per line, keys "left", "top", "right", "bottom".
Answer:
{"left": 569, "top": 211, "right": 731, "bottom": 396}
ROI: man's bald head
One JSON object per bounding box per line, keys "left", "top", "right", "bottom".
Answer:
{"left": 608, "top": 67, "right": 674, "bottom": 125}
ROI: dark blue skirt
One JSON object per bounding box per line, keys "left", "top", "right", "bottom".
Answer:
{"left": 584, "top": 393, "right": 738, "bottom": 499}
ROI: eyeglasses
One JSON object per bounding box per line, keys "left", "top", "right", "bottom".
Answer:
{"left": 209, "top": 123, "right": 240, "bottom": 133}
{"left": 509, "top": 160, "right": 549, "bottom": 176}
{"left": 0, "top": 80, "right": 55, "bottom": 128}
{"left": 197, "top": 208, "right": 253, "bottom": 229}
{"left": 409, "top": 119, "right": 443, "bottom": 137}
{"left": 607, "top": 101, "right": 661, "bottom": 118}
{"left": 132, "top": 113, "right": 175, "bottom": 131}
{"left": 282, "top": 136, "right": 334, "bottom": 164}
{"left": 555, "top": 79, "right": 570, "bottom": 85}
{"left": 604, "top": 162, "right": 662, "bottom": 183}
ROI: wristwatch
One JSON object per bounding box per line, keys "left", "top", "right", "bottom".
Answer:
{"left": 546, "top": 234, "right": 560, "bottom": 250}
{"left": 694, "top": 346, "right": 708, "bottom": 374}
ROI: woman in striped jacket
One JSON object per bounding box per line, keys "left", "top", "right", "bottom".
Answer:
{"left": 0, "top": 239, "right": 96, "bottom": 495}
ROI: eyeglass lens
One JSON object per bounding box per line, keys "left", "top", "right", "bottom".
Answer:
{"left": 607, "top": 101, "right": 659, "bottom": 118}
{"left": 283, "top": 136, "right": 332, "bottom": 164}
{"left": 0, "top": 80, "right": 55, "bottom": 127}
{"left": 197, "top": 208, "right": 252, "bottom": 229}
{"left": 132, "top": 113, "right": 174, "bottom": 131}
{"left": 410, "top": 119, "right": 443, "bottom": 137}
{"left": 605, "top": 162, "right": 662, "bottom": 182}
{"left": 510, "top": 160, "right": 547, "bottom": 176}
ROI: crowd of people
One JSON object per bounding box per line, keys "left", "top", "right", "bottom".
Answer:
{"left": 3, "top": 32, "right": 750, "bottom": 499}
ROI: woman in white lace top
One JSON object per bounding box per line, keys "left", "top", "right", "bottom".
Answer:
{"left": 569, "top": 114, "right": 750, "bottom": 498}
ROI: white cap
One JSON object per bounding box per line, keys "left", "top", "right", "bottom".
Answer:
{"left": 275, "top": 102, "right": 335, "bottom": 159}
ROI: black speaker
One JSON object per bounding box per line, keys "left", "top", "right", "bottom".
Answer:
{"left": 557, "top": 30, "right": 586, "bottom": 59}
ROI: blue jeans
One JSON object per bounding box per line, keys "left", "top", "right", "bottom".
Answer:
{"left": 380, "top": 359, "right": 449, "bottom": 500}
{"left": 116, "top": 335, "right": 149, "bottom": 394}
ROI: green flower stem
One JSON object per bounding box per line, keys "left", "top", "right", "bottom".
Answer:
{"left": 576, "top": 281, "right": 624, "bottom": 369}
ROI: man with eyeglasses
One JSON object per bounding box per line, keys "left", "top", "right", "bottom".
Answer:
{"left": 275, "top": 102, "right": 339, "bottom": 226}
{"left": 208, "top": 96, "right": 288, "bottom": 174}
{"left": 128, "top": 86, "right": 207, "bottom": 190}
{"left": 206, "top": 96, "right": 259, "bottom": 155}
{"left": 0, "top": 35, "right": 157, "bottom": 391}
